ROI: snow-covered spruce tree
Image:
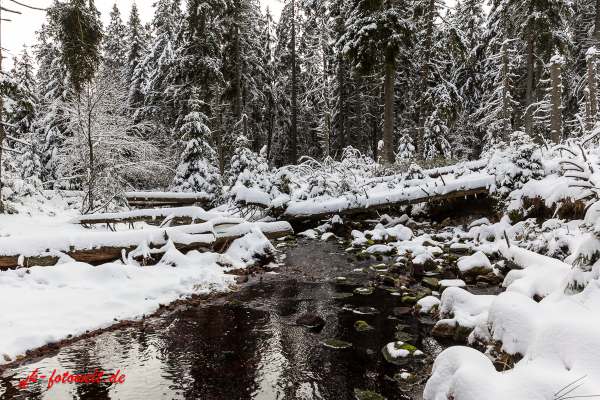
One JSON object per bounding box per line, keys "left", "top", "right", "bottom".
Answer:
{"left": 445, "top": 0, "right": 486, "bottom": 158}
{"left": 136, "top": 0, "right": 182, "bottom": 125}
{"left": 47, "top": 0, "right": 103, "bottom": 95}
{"left": 103, "top": 3, "right": 128, "bottom": 79}
{"left": 0, "top": 55, "right": 37, "bottom": 211}
{"left": 55, "top": 70, "right": 162, "bottom": 213}
{"left": 341, "top": 0, "right": 413, "bottom": 163}
{"left": 488, "top": 131, "right": 544, "bottom": 212}
{"left": 301, "top": 0, "right": 332, "bottom": 159}
{"left": 226, "top": 133, "right": 269, "bottom": 186}
{"left": 172, "top": 90, "right": 223, "bottom": 204}
{"left": 476, "top": 40, "right": 519, "bottom": 152}
{"left": 9, "top": 47, "right": 43, "bottom": 181}
{"left": 34, "top": 22, "right": 68, "bottom": 185}
{"left": 126, "top": 3, "right": 149, "bottom": 111}
{"left": 228, "top": 135, "right": 273, "bottom": 209}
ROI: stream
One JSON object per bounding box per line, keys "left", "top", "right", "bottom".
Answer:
{"left": 0, "top": 238, "right": 498, "bottom": 400}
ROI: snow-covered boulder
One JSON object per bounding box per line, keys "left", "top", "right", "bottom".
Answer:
{"left": 457, "top": 251, "right": 493, "bottom": 278}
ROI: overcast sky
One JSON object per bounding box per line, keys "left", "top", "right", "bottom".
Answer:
{"left": 1, "top": 0, "right": 285, "bottom": 69}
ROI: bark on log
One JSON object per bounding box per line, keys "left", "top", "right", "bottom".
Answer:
{"left": 125, "top": 192, "right": 210, "bottom": 207}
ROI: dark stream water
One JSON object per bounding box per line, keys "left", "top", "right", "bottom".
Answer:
{"left": 0, "top": 240, "right": 458, "bottom": 400}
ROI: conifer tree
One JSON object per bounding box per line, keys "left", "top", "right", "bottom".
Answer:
{"left": 342, "top": 0, "right": 413, "bottom": 163}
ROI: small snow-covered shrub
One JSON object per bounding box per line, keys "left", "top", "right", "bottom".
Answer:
{"left": 488, "top": 131, "right": 544, "bottom": 211}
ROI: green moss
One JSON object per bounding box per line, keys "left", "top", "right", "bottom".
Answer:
{"left": 394, "top": 372, "right": 417, "bottom": 383}
{"left": 372, "top": 264, "right": 388, "bottom": 270}
{"left": 376, "top": 254, "right": 384, "bottom": 261}
{"left": 354, "top": 389, "right": 386, "bottom": 400}
{"left": 401, "top": 296, "right": 416, "bottom": 304}
{"left": 332, "top": 292, "right": 354, "bottom": 299}
{"left": 354, "top": 320, "right": 373, "bottom": 331}
{"left": 225, "top": 300, "right": 244, "bottom": 308}
{"left": 395, "top": 331, "right": 413, "bottom": 341}
{"left": 322, "top": 338, "right": 352, "bottom": 348}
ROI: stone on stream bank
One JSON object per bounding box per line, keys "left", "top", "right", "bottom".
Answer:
{"left": 457, "top": 251, "right": 493, "bottom": 278}
{"left": 431, "top": 321, "right": 473, "bottom": 341}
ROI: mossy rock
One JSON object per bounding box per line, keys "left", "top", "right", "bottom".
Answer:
{"left": 354, "top": 307, "right": 379, "bottom": 315}
{"left": 395, "top": 331, "right": 413, "bottom": 342}
{"left": 376, "top": 254, "right": 384, "bottom": 261}
{"left": 354, "top": 320, "right": 374, "bottom": 331}
{"left": 332, "top": 292, "right": 354, "bottom": 299}
{"left": 372, "top": 264, "right": 388, "bottom": 270}
{"left": 356, "top": 252, "right": 371, "bottom": 261}
{"left": 448, "top": 255, "right": 458, "bottom": 261}
{"left": 394, "top": 372, "right": 418, "bottom": 384}
{"left": 382, "top": 341, "right": 426, "bottom": 364}
{"left": 354, "top": 389, "right": 386, "bottom": 400}
{"left": 386, "top": 288, "right": 399, "bottom": 293}
{"left": 225, "top": 300, "right": 244, "bottom": 308}
{"left": 354, "top": 287, "right": 374, "bottom": 295}
{"left": 401, "top": 296, "right": 417, "bottom": 304}
{"left": 417, "top": 287, "right": 433, "bottom": 296}
{"left": 402, "top": 289, "right": 415, "bottom": 296}
{"left": 431, "top": 322, "right": 454, "bottom": 336}
{"left": 322, "top": 338, "right": 352, "bottom": 349}
{"left": 453, "top": 323, "right": 474, "bottom": 341}
{"left": 284, "top": 235, "right": 295, "bottom": 241}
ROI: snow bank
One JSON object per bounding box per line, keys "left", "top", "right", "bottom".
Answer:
{"left": 0, "top": 251, "right": 234, "bottom": 364}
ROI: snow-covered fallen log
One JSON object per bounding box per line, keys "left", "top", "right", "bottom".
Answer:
{"left": 0, "top": 219, "right": 293, "bottom": 269}
{"left": 68, "top": 206, "right": 222, "bottom": 227}
{"left": 276, "top": 173, "right": 493, "bottom": 222}
{"left": 125, "top": 191, "right": 211, "bottom": 207}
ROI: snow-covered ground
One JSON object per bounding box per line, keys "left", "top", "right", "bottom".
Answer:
{"left": 0, "top": 193, "right": 278, "bottom": 365}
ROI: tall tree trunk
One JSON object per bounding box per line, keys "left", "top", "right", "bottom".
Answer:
{"left": 417, "top": 0, "right": 435, "bottom": 158}
{"left": 383, "top": 65, "right": 394, "bottom": 163}
{"left": 550, "top": 56, "right": 563, "bottom": 143}
{"left": 322, "top": 43, "right": 330, "bottom": 158}
{"left": 355, "top": 73, "right": 362, "bottom": 152}
{"left": 0, "top": 8, "right": 4, "bottom": 213}
{"left": 596, "top": 0, "right": 600, "bottom": 43}
{"left": 588, "top": 48, "right": 598, "bottom": 132}
{"left": 267, "top": 110, "right": 273, "bottom": 161}
{"left": 525, "top": 37, "right": 534, "bottom": 136}
{"left": 235, "top": 0, "right": 242, "bottom": 125}
{"left": 85, "top": 91, "right": 94, "bottom": 214}
{"left": 291, "top": 0, "right": 297, "bottom": 164}
{"left": 501, "top": 42, "right": 511, "bottom": 141}
{"left": 216, "top": 85, "right": 223, "bottom": 174}
{"left": 339, "top": 57, "right": 345, "bottom": 154}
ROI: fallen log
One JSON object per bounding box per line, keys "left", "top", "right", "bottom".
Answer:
{"left": 0, "top": 220, "right": 293, "bottom": 270}
{"left": 125, "top": 192, "right": 210, "bottom": 207}
{"left": 68, "top": 206, "right": 221, "bottom": 227}
{"left": 276, "top": 174, "right": 493, "bottom": 222}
